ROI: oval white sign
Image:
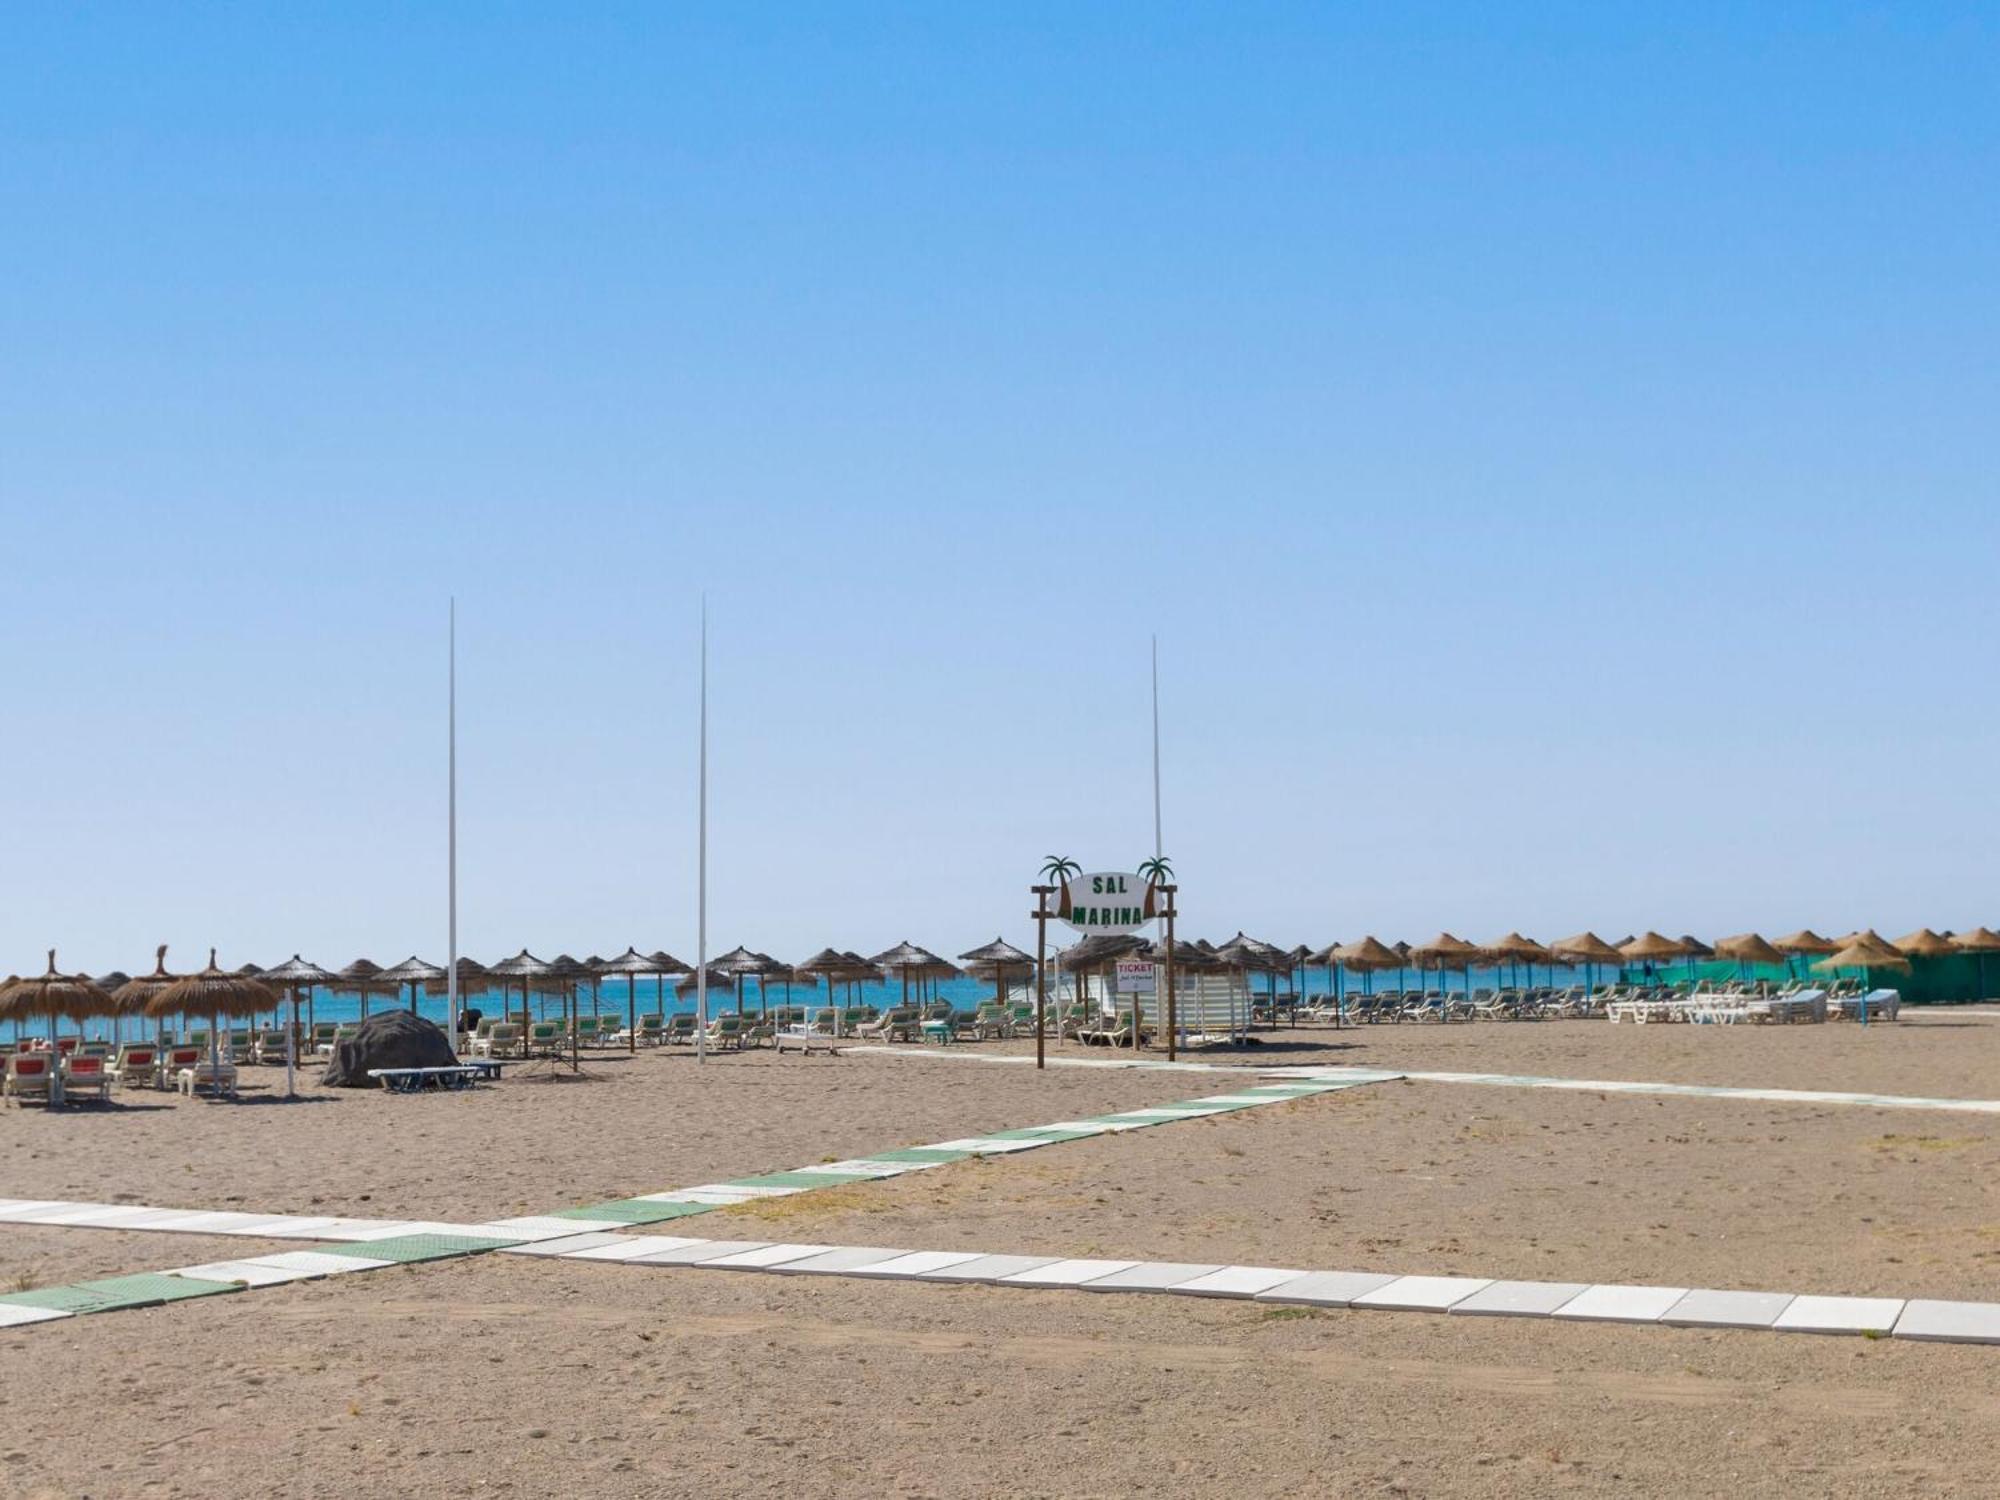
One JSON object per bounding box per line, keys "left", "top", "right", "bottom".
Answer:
{"left": 1058, "top": 872, "right": 1159, "bottom": 935}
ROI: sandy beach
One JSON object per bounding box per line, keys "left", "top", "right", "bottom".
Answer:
{"left": 4, "top": 1015, "right": 2000, "bottom": 1497}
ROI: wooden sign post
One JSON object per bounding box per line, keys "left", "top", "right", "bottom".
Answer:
{"left": 1031, "top": 884, "right": 1053, "bottom": 1071}
{"left": 1159, "top": 882, "right": 1179, "bottom": 1061}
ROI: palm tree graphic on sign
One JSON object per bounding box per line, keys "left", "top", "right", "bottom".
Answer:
{"left": 1137, "top": 856, "right": 1173, "bottom": 888}
{"left": 1041, "top": 855, "right": 1081, "bottom": 919}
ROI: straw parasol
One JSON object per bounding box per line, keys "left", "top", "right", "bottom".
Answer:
{"left": 1893, "top": 928, "right": 1956, "bottom": 958}
{"left": 790, "top": 948, "right": 871, "bottom": 1036}
{"left": 145, "top": 950, "right": 281, "bottom": 1101}
{"left": 112, "top": 945, "right": 180, "bottom": 1038}
{"left": 958, "top": 937, "right": 1037, "bottom": 1014}
{"left": 1714, "top": 932, "right": 1785, "bottom": 970}
{"left": 1619, "top": 931, "right": 1686, "bottom": 963}
{"left": 1406, "top": 933, "right": 1479, "bottom": 1006}
{"left": 598, "top": 948, "right": 688, "bottom": 1052}
{"left": 712, "top": 946, "right": 790, "bottom": 1019}
{"left": 333, "top": 958, "right": 397, "bottom": 1022}
{"left": 375, "top": 957, "right": 446, "bottom": 1014}
{"left": 258, "top": 955, "right": 336, "bottom": 1096}
{"left": 1550, "top": 932, "right": 1623, "bottom": 996}
{"left": 0, "top": 952, "right": 117, "bottom": 1106}
{"left": 871, "top": 941, "right": 957, "bottom": 1010}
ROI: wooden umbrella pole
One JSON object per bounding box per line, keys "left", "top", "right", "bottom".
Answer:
{"left": 1032, "top": 886, "right": 1051, "bottom": 1070}
{"left": 1163, "top": 886, "right": 1178, "bottom": 1062}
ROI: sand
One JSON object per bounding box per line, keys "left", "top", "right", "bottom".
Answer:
{"left": 4, "top": 1015, "right": 2000, "bottom": 1497}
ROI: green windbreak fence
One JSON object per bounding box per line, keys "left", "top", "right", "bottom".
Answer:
{"left": 1671, "top": 956, "right": 1998, "bottom": 1005}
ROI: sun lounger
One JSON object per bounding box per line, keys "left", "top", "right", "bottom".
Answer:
{"left": 3, "top": 1053, "right": 54, "bottom": 1104}
{"left": 857, "top": 1006, "right": 920, "bottom": 1042}
{"left": 252, "top": 1029, "right": 290, "bottom": 1065}
{"left": 704, "top": 1015, "right": 745, "bottom": 1050}
{"left": 470, "top": 1023, "right": 522, "bottom": 1058}
{"left": 178, "top": 1060, "right": 239, "bottom": 1098}
{"left": 367, "top": 1064, "right": 501, "bottom": 1092}
{"left": 774, "top": 1027, "right": 840, "bottom": 1056}
{"left": 663, "top": 1013, "right": 698, "bottom": 1045}
{"left": 61, "top": 1054, "right": 114, "bottom": 1102}
{"left": 158, "top": 1045, "right": 202, "bottom": 1087}
{"left": 111, "top": 1044, "right": 159, "bottom": 1088}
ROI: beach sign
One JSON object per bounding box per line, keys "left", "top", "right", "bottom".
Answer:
{"left": 1057, "top": 871, "right": 1159, "bottom": 935}
{"left": 1115, "top": 959, "right": 1157, "bottom": 993}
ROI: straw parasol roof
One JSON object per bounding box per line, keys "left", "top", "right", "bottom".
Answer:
{"left": 1334, "top": 935, "right": 1403, "bottom": 971}
{"left": 145, "top": 949, "right": 282, "bottom": 1021}
{"left": 1679, "top": 935, "right": 1715, "bottom": 959}
{"left": 958, "top": 938, "right": 1035, "bottom": 971}
{"left": 1619, "top": 931, "right": 1686, "bottom": 962}
{"left": 486, "top": 950, "right": 553, "bottom": 979}
{"left": 376, "top": 956, "right": 446, "bottom": 989}
{"left": 1892, "top": 928, "right": 1956, "bottom": 958}
{"left": 1146, "top": 936, "right": 1228, "bottom": 971}
{"left": 1714, "top": 933, "right": 1785, "bottom": 966}
{"left": 1773, "top": 929, "right": 1840, "bottom": 956}
{"left": 1952, "top": 927, "right": 2000, "bottom": 954}
{"left": 1550, "top": 932, "right": 1623, "bottom": 964}
{"left": 597, "top": 947, "right": 668, "bottom": 977}
{"left": 261, "top": 955, "right": 336, "bottom": 988}
{"left": 1408, "top": 932, "right": 1480, "bottom": 966}
{"left": 713, "top": 945, "right": 788, "bottom": 978}
{"left": 112, "top": 945, "right": 181, "bottom": 1016}
{"left": 333, "top": 958, "right": 397, "bottom": 997}
{"left": 1482, "top": 932, "right": 1551, "bottom": 964}
{"left": 1058, "top": 934, "right": 1150, "bottom": 970}
{"left": 1814, "top": 934, "right": 1910, "bottom": 974}
{"left": 792, "top": 947, "right": 873, "bottom": 979}
{"left": 87, "top": 970, "right": 132, "bottom": 994}
{"left": 0, "top": 951, "right": 117, "bottom": 1023}
{"left": 1211, "top": 933, "right": 1289, "bottom": 970}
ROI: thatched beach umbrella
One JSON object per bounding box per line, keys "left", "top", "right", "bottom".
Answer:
{"left": 333, "top": 959, "right": 397, "bottom": 1022}
{"left": 1332, "top": 935, "right": 1402, "bottom": 1000}
{"left": 258, "top": 955, "right": 335, "bottom": 1096}
{"left": 0, "top": 953, "right": 116, "bottom": 1106}
{"left": 1714, "top": 932, "right": 1785, "bottom": 981}
{"left": 598, "top": 948, "right": 686, "bottom": 1052}
{"left": 959, "top": 938, "right": 1036, "bottom": 1013}
{"left": 375, "top": 957, "right": 446, "bottom": 1015}
{"left": 1408, "top": 933, "right": 1479, "bottom": 1007}
{"left": 1551, "top": 932, "right": 1623, "bottom": 996}
{"left": 145, "top": 950, "right": 280, "bottom": 1100}
{"left": 790, "top": 949, "right": 873, "bottom": 1037}
{"left": 485, "top": 950, "right": 554, "bottom": 1031}
{"left": 1617, "top": 932, "right": 1685, "bottom": 986}
{"left": 1893, "top": 928, "right": 1956, "bottom": 958}
{"left": 871, "top": 941, "right": 953, "bottom": 1010}
{"left": 712, "top": 947, "right": 788, "bottom": 1019}
{"left": 1952, "top": 927, "right": 2000, "bottom": 1002}
{"left": 113, "top": 946, "right": 180, "bottom": 1043}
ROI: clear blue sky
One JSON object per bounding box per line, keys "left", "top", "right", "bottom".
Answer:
{"left": 3, "top": 4, "right": 1996, "bottom": 972}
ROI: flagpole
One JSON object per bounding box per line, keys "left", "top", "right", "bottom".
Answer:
{"left": 696, "top": 595, "right": 709, "bottom": 1063}
{"left": 447, "top": 598, "right": 459, "bottom": 1046}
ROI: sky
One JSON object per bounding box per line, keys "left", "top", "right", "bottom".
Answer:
{"left": 2, "top": 4, "right": 1997, "bottom": 973}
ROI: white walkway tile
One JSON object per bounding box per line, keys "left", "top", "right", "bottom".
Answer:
{"left": 627, "top": 1240, "right": 773, "bottom": 1265}
{"left": 694, "top": 1243, "right": 836, "bottom": 1270}
{"left": 910, "top": 1254, "right": 1056, "bottom": 1283}
{"left": 847, "top": 1250, "right": 988, "bottom": 1279}
{"left": 240, "top": 1250, "right": 392, "bottom": 1276}
{"left": 1080, "top": 1263, "right": 1224, "bottom": 1292}
{"left": 169, "top": 1260, "right": 324, "bottom": 1287}
{"left": 1254, "top": 1271, "right": 1399, "bottom": 1307}
{"left": 1773, "top": 1295, "right": 1904, "bottom": 1335}
{"left": 1894, "top": 1300, "right": 2000, "bottom": 1345}
{"left": 1352, "top": 1276, "right": 1493, "bottom": 1312}
{"left": 768, "top": 1247, "right": 913, "bottom": 1276}
{"left": 0, "top": 1304, "right": 72, "bottom": 1327}
{"left": 1451, "top": 1281, "right": 1592, "bottom": 1318}
{"left": 499, "top": 1231, "right": 632, "bottom": 1257}
{"left": 1551, "top": 1284, "right": 1690, "bottom": 1324}
{"left": 1662, "top": 1289, "right": 1796, "bottom": 1330}
{"left": 563, "top": 1236, "right": 708, "bottom": 1262}
{"left": 1167, "top": 1266, "right": 1310, "bottom": 1299}
{"left": 1001, "top": 1259, "right": 1139, "bottom": 1287}
{"left": 924, "top": 1138, "right": 1049, "bottom": 1154}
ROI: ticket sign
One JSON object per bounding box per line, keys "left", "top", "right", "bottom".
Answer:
{"left": 1115, "top": 960, "right": 1158, "bottom": 993}
{"left": 1058, "top": 871, "right": 1159, "bottom": 935}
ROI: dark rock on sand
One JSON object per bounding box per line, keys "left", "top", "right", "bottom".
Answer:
{"left": 320, "top": 1010, "right": 458, "bottom": 1088}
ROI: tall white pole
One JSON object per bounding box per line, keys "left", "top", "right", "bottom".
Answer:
{"left": 1151, "top": 633, "right": 1163, "bottom": 861}
{"left": 696, "top": 595, "right": 708, "bottom": 1063}
{"left": 448, "top": 598, "right": 459, "bottom": 1047}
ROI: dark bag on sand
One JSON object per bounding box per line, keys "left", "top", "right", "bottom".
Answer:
{"left": 320, "top": 1011, "right": 459, "bottom": 1088}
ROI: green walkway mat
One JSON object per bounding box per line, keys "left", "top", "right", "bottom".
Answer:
{"left": 987, "top": 1127, "right": 1105, "bottom": 1142}
{"left": 726, "top": 1172, "right": 858, "bottom": 1190}
{"left": 2, "top": 1273, "right": 242, "bottom": 1315}
{"left": 322, "top": 1233, "right": 518, "bottom": 1263}
{"left": 865, "top": 1148, "right": 976, "bottom": 1164}
{"left": 557, "top": 1199, "right": 715, "bottom": 1225}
